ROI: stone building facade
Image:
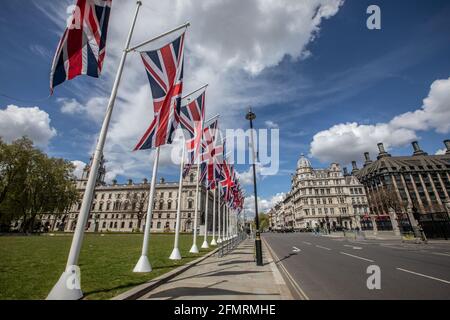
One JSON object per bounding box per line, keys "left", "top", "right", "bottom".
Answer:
{"left": 270, "top": 155, "right": 370, "bottom": 232}
{"left": 39, "top": 158, "right": 216, "bottom": 234}
{"left": 354, "top": 140, "right": 450, "bottom": 238}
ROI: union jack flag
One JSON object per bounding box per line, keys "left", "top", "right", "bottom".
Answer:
{"left": 199, "top": 120, "right": 223, "bottom": 190}
{"left": 134, "top": 32, "right": 185, "bottom": 150}
{"left": 50, "top": 0, "right": 112, "bottom": 93}
{"left": 220, "top": 160, "right": 235, "bottom": 202}
{"left": 179, "top": 91, "right": 206, "bottom": 177}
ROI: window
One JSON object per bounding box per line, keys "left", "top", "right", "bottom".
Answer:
{"left": 102, "top": 222, "right": 106, "bottom": 228}
{"left": 168, "top": 201, "right": 172, "bottom": 210}
{"left": 129, "top": 221, "right": 133, "bottom": 228}
{"left": 106, "top": 202, "right": 110, "bottom": 210}
{"left": 121, "top": 221, "right": 125, "bottom": 228}
{"left": 159, "top": 201, "right": 164, "bottom": 210}
{"left": 99, "top": 203, "right": 103, "bottom": 211}
{"left": 188, "top": 200, "right": 193, "bottom": 209}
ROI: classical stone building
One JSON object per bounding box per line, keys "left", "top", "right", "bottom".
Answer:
{"left": 270, "top": 155, "right": 370, "bottom": 232}
{"left": 354, "top": 140, "right": 450, "bottom": 238}
{"left": 39, "top": 157, "right": 217, "bottom": 234}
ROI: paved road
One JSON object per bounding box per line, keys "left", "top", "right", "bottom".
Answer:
{"left": 263, "top": 233, "right": 450, "bottom": 299}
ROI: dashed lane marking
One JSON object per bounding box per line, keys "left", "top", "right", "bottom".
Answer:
{"left": 396, "top": 268, "right": 450, "bottom": 285}
{"left": 303, "top": 241, "right": 312, "bottom": 245}
{"left": 340, "top": 252, "right": 374, "bottom": 263}
{"left": 344, "top": 245, "right": 362, "bottom": 250}
{"left": 315, "top": 245, "right": 332, "bottom": 251}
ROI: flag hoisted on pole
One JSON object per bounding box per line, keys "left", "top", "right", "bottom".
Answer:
{"left": 50, "top": 0, "right": 112, "bottom": 93}
{"left": 47, "top": 1, "right": 142, "bottom": 300}
{"left": 133, "top": 22, "right": 189, "bottom": 272}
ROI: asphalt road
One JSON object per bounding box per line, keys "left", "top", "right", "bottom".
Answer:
{"left": 263, "top": 233, "right": 450, "bottom": 300}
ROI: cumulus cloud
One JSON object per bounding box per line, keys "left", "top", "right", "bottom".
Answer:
{"left": 244, "top": 192, "right": 285, "bottom": 217}
{"left": 71, "top": 160, "right": 86, "bottom": 178}
{"left": 39, "top": 0, "right": 343, "bottom": 180}
{"left": 0, "top": 105, "right": 57, "bottom": 147}
{"left": 435, "top": 149, "right": 446, "bottom": 155}
{"left": 58, "top": 97, "right": 109, "bottom": 123}
{"left": 310, "top": 77, "right": 450, "bottom": 165}
{"left": 264, "top": 120, "right": 279, "bottom": 129}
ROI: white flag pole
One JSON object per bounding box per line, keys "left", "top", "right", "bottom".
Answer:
{"left": 201, "top": 187, "right": 210, "bottom": 249}
{"left": 47, "top": 1, "right": 142, "bottom": 300}
{"left": 189, "top": 155, "right": 201, "bottom": 254}
{"left": 217, "top": 189, "right": 222, "bottom": 243}
{"left": 169, "top": 141, "right": 186, "bottom": 260}
{"left": 134, "top": 146, "right": 160, "bottom": 272}
{"left": 210, "top": 187, "right": 217, "bottom": 246}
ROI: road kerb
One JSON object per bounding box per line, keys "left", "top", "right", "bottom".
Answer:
{"left": 111, "top": 248, "right": 219, "bottom": 300}
{"left": 262, "top": 236, "right": 309, "bottom": 300}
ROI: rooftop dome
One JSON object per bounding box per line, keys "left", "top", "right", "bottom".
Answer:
{"left": 297, "top": 154, "right": 312, "bottom": 169}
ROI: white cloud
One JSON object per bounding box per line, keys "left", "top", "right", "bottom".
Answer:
{"left": 435, "top": 149, "right": 446, "bottom": 155}
{"left": 58, "top": 97, "right": 108, "bottom": 123}
{"left": 310, "top": 77, "right": 450, "bottom": 165}
{"left": 244, "top": 192, "right": 285, "bottom": 217}
{"left": 0, "top": 105, "right": 57, "bottom": 147}
{"left": 264, "top": 120, "right": 279, "bottom": 129}
{"left": 71, "top": 160, "right": 86, "bottom": 178}
{"left": 390, "top": 78, "right": 450, "bottom": 133}
{"left": 42, "top": 0, "right": 343, "bottom": 180}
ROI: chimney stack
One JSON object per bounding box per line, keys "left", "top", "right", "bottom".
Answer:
{"left": 351, "top": 161, "right": 359, "bottom": 175}
{"left": 444, "top": 140, "right": 450, "bottom": 155}
{"left": 364, "top": 152, "right": 373, "bottom": 166}
{"left": 343, "top": 167, "right": 349, "bottom": 176}
{"left": 127, "top": 179, "right": 133, "bottom": 185}
{"left": 411, "top": 141, "right": 427, "bottom": 156}
{"left": 377, "top": 142, "right": 391, "bottom": 159}
{"left": 142, "top": 178, "right": 148, "bottom": 184}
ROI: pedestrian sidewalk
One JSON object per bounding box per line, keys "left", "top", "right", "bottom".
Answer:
{"left": 130, "top": 239, "right": 292, "bottom": 300}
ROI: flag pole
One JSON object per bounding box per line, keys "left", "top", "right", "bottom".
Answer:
{"left": 182, "top": 84, "right": 209, "bottom": 100}
{"left": 189, "top": 154, "right": 201, "bottom": 253}
{"left": 170, "top": 141, "right": 186, "bottom": 260}
{"left": 127, "top": 22, "right": 190, "bottom": 52}
{"left": 210, "top": 187, "right": 217, "bottom": 246}
{"left": 217, "top": 188, "right": 222, "bottom": 244}
{"left": 201, "top": 187, "right": 210, "bottom": 249}
{"left": 47, "top": 0, "right": 142, "bottom": 300}
{"left": 134, "top": 146, "right": 160, "bottom": 272}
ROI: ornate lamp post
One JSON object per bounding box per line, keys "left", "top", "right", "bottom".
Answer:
{"left": 246, "top": 107, "right": 263, "bottom": 266}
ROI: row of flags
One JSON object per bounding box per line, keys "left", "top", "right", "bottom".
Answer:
{"left": 49, "top": 0, "right": 244, "bottom": 211}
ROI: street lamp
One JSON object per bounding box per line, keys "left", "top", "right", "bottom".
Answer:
{"left": 246, "top": 107, "right": 263, "bottom": 266}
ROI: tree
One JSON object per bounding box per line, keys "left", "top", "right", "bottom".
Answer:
{"left": 0, "top": 137, "right": 79, "bottom": 232}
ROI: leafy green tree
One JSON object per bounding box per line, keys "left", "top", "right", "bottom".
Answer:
{"left": 0, "top": 137, "right": 79, "bottom": 232}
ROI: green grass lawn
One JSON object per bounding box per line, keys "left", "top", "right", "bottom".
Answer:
{"left": 0, "top": 233, "right": 214, "bottom": 300}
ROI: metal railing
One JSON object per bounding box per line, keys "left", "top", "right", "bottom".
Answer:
{"left": 217, "top": 232, "right": 246, "bottom": 257}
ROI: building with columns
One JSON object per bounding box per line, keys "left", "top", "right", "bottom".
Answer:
{"left": 39, "top": 157, "right": 218, "bottom": 234}
{"left": 353, "top": 140, "right": 450, "bottom": 239}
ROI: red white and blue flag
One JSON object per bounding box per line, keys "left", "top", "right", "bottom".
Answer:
{"left": 220, "top": 160, "right": 235, "bottom": 202}
{"left": 50, "top": 0, "right": 112, "bottom": 93}
{"left": 199, "top": 120, "right": 223, "bottom": 190}
{"left": 134, "top": 33, "right": 185, "bottom": 150}
{"left": 179, "top": 91, "right": 206, "bottom": 177}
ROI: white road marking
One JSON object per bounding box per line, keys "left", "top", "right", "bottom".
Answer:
{"left": 340, "top": 252, "right": 374, "bottom": 263}
{"left": 344, "top": 245, "right": 362, "bottom": 250}
{"left": 292, "top": 247, "right": 301, "bottom": 253}
{"left": 432, "top": 252, "right": 450, "bottom": 257}
{"left": 303, "top": 241, "right": 312, "bottom": 245}
{"left": 396, "top": 268, "right": 450, "bottom": 285}
{"left": 316, "top": 245, "right": 331, "bottom": 251}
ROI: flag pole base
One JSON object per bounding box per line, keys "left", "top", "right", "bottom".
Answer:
{"left": 46, "top": 265, "right": 83, "bottom": 300}
{"left": 169, "top": 248, "right": 182, "bottom": 260}
{"left": 189, "top": 244, "right": 199, "bottom": 253}
{"left": 217, "top": 237, "right": 222, "bottom": 244}
{"left": 133, "top": 255, "right": 152, "bottom": 273}
{"left": 201, "top": 240, "right": 209, "bottom": 249}
{"left": 210, "top": 238, "right": 217, "bottom": 246}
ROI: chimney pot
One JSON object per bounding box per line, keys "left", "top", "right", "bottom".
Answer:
{"left": 364, "top": 152, "right": 370, "bottom": 161}
{"left": 351, "top": 161, "right": 358, "bottom": 170}
{"left": 412, "top": 141, "right": 420, "bottom": 152}
{"left": 377, "top": 143, "right": 386, "bottom": 153}
{"left": 444, "top": 140, "right": 450, "bottom": 154}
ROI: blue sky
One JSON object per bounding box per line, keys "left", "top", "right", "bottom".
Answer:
{"left": 1, "top": 0, "right": 449, "bottom": 213}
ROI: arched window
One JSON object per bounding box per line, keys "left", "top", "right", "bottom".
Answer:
{"left": 188, "top": 200, "right": 193, "bottom": 209}
{"left": 190, "top": 174, "right": 194, "bottom": 183}
{"left": 167, "top": 201, "right": 172, "bottom": 210}
{"left": 159, "top": 201, "right": 164, "bottom": 210}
